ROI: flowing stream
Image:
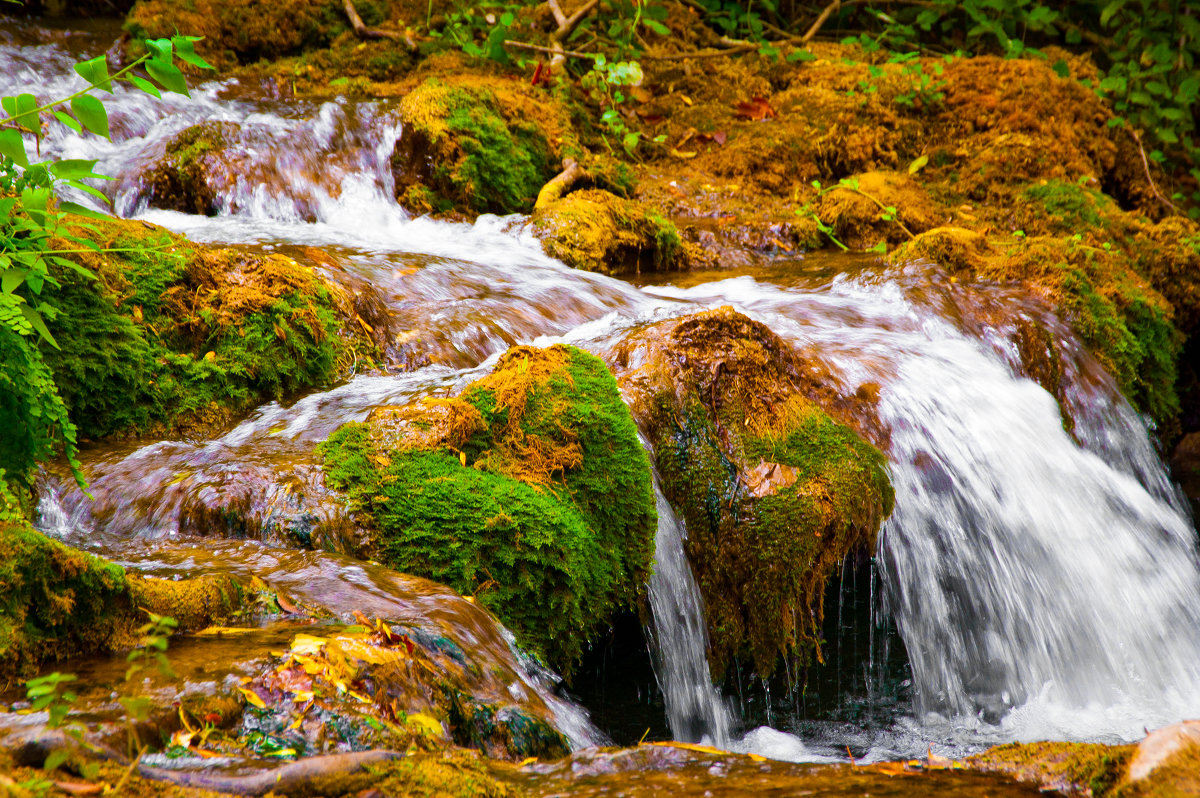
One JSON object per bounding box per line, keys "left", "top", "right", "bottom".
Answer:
{"left": 7, "top": 17, "right": 1200, "bottom": 766}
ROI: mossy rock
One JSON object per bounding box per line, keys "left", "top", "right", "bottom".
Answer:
{"left": 145, "top": 121, "right": 241, "bottom": 216}
{"left": 320, "top": 344, "right": 656, "bottom": 674}
{"left": 889, "top": 226, "right": 993, "bottom": 274}
{"left": 530, "top": 189, "right": 683, "bottom": 276}
{"left": 123, "top": 0, "right": 358, "bottom": 69}
{"left": 0, "top": 521, "right": 244, "bottom": 682}
{"left": 612, "top": 307, "right": 894, "bottom": 678}
{"left": 393, "top": 78, "right": 566, "bottom": 216}
{"left": 38, "top": 215, "right": 368, "bottom": 443}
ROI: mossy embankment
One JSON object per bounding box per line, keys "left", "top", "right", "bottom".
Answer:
{"left": 0, "top": 520, "right": 244, "bottom": 684}
{"left": 40, "top": 214, "right": 368, "bottom": 444}
{"left": 612, "top": 307, "right": 894, "bottom": 678}
{"left": 320, "top": 344, "right": 656, "bottom": 674}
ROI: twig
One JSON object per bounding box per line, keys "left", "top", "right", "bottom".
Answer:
{"left": 343, "top": 0, "right": 418, "bottom": 49}
{"left": 1130, "top": 128, "right": 1182, "bottom": 214}
{"left": 543, "top": 0, "right": 600, "bottom": 69}
{"left": 504, "top": 40, "right": 597, "bottom": 60}
{"left": 801, "top": 0, "right": 842, "bottom": 44}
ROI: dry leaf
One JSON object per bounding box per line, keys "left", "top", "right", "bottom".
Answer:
{"left": 733, "top": 96, "right": 777, "bottom": 121}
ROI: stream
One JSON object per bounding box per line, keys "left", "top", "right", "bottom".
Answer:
{"left": 6, "top": 15, "right": 1200, "bottom": 776}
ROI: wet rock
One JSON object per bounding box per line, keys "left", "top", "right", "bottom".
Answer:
{"left": 392, "top": 77, "right": 569, "bottom": 216}
{"left": 610, "top": 307, "right": 894, "bottom": 678}
{"left": 320, "top": 344, "right": 656, "bottom": 674}
{"left": 1129, "top": 720, "right": 1200, "bottom": 783}
{"left": 144, "top": 121, "right": 242, "bottom": 216}
{"left": 888, "top": 226, "right": 992, "bottom": 274}
{"left": 1170, "top": 433, "right": 1200, "bottom": 517}
{"left": 529, "top": 189, "right": 684, "bottom": 275}
{"left": 967, "top": 740, "right": 1133, "bottom": 795}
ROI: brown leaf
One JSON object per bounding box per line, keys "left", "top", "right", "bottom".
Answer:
{"left": 744, "top": 460, "right": 798, "bottom": 498}
{"left": 733, "top": 96, "right": 777, "bottom": 121}
{"left": 54, "top": 782, "right": 103, "bottom": 796}
{"left": 696, "top": 130, "right": 727, "bottom": 146}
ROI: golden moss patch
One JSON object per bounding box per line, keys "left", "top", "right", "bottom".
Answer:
{"left": 613, "top": 307, "right": 893, "bottom": 678}
{"left": 530, "top": 189, "right": 684, "bottom": 275}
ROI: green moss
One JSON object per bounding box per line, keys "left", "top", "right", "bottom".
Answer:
{"left": 0, "top": 521, "right": 243, "bottom": 683}
{"left": 969, "top": 741, "right": 1134, "bottom": 796}
{"left": 40, "top": 217, "right": 351, "bottom": 440}
{"left": 146, "top": 122, "right": 238, "bottom": 215}
{"left": 1022, "top": 179, "right": 1110, "bottom": 233}
{"left": 363, "top": 751, "right": 515, "bottom": 797}
{"left": 395, "top": 79, "right": 558, "bottom": 215}
{"left": 321, "top": 344, "right": 655, "bottom": 674}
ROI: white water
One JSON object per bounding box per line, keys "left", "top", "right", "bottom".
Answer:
{"left": 9, "top": 24, "right": 1200, "bottom": 762}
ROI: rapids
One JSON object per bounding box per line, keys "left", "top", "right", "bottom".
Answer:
{"left": 7, "top": 16, "right": 1200, "bottom": 768}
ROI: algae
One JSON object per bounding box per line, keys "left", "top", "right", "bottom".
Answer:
{"left": 321, "top": 344, "right": 656, "bottom": 673}
{"left": 0, "top": 521, "right": 243, "bottom": 683}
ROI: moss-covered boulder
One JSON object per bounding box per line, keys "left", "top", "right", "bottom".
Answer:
{"left": 530, "top": 189, "right": 684, "bottom": 275}
{"left": 319, "top": 344, "right": 656, "bottom": 673}
{"left": 123, "top": 0, "right": 361, "bottom": 69}
{"left": 41, "top": 215, "right": 367, "bottom": 442}
{"left": 611, "top": 307, "right": 893, "bottom": 679}
{"left": 0, "top": 521, "right": 244, "bottom": 682}
{"left": 393, "top": 77, "right": 570, "bottom": 216}
{"left": 144, "top": 121, "right": 241, "bottom": 216}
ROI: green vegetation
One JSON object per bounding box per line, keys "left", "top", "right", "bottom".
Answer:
{"left": 321, "top": 344, "right": 656, "bottom": 673}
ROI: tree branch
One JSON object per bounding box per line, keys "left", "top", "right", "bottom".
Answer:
{"left": 535, "top": 158, "right": 586, "bottom": 209}
{"left": 343, "top": 0, "right": 417, "bottom": 49}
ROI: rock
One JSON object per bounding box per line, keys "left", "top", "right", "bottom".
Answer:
{"left": 529, "top": 189, "right": 684, "bottom": 275}
{"left": 888, "top": 226, "right": 992, "bottom": 274}
{"left": 610, "top": 307, "right": 893, "bottom": 678}
{"left": 1130, "top": 720, "right": 1200, "bottom": 782}
{"left": 319, "top": 344, "right": 656, "bottom": 674}
{"left": 144, "top": 121, "right": 241, "bottom": 216}
{"left": 393, "top": 77, "right": 568, "bottom": 216}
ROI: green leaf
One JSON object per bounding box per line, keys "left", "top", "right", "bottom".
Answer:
{"left": 2, "top": 269, "right": 26, "bottom": 294}
{"left": 644, "top": 19, "right": 670, "bottom": 35}
{"left": 147, "top": 60, "right": 190, "bottom": 96}
{"left": 73, "top": 55, "right": 113, "bottom": 92}
{"left": 70, "top": 95, "right": 109, "bottom": 138}
{"left": 53, "top": 110, "right": 82, "bottom": 133}
{"left": 44, "top": 749, "right": 69, "bottom": 772}
{"left": 20, "top": 304, "right": 58, "bottom": 348}
{"left": 0, "top": 128, "right": 28, "bottom": 166}
{"left": 1100, "top": 0, "right": 1127, "bottom": 27}
{"left": 1156, "top": 127, "right": 1179, "bottom": 143}
{"left": 908, "top": 154, "right": 929, "bottom": 174}
{"left": 1051, "top": 59, "right": 1070, "bottom": 79}
{"left": 787, "top": 48, "right": 816, "bottom": 62}
{"left": 171, "top": 35, "right": 214, "bottom": 70}
{"left": 128, "top": 75, "right": 161, "bottom": 98}
{"left": 145, "top": 38, "right": 173, "bottom": 64}
{"left": 59, "top": 200, "right": 110, "bottom": 221}
{"left": 50, "top": 159, "right": 104, "bottom": 180}
{"left": 15, "top": 93, "right": 40, "bottom": 139}
{"left": 63, "top": 179, "right": 112, "bottom": 206}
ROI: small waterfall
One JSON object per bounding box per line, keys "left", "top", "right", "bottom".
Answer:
{"left": 645, "top": 478, "right": 734, "bottom": 745}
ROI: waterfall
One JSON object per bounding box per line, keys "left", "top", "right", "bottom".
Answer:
{"left": 645, "top": 476, "right": 734, "bottom": 745}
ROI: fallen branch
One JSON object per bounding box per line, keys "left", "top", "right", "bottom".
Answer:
{"left": 343, "top": 0, "right": 418, "bottom": 49}
{"left": 535, "top": 158, "right": 586, "bottom": 209}
{"left": 801, "top": 0, "right": 842, "bottom": 44}
{"left": 137, "top": 750, "right": 404, "bottom": 796}
{"left": 1130, "top": 128, "right": 1182, "bottom": 215}
{"left": 504, "top": 40, "right": 597, "bottom": 60}
{"left": 544, "top": 0, "right": 601, "bottom": 69}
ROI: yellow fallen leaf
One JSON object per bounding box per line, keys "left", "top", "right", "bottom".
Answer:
{"left": 670, "top": 148, "right": 698, "bottom": 159}
{"left": 288, "top": 716, "right": 304, "bottom": 731}
{"left": 290, "top": 690, "right": 314, "bottom": 703}
{"left": 266, "top": 748, "right": 297, "bottom": 758}
{"left": 407, "top": 713, "right": 445, "bottom": 737}
{"left": 348, "top": 690, "right": 373, "bottom": 704}
{"left": 643, "top": 741, "right": 724, "bottom": 756}
{"left": 238, "top": 687, "right": 267, "bottom": 709}
{"left": 194, "top": 626, "right": 260, "bottom": 637}
{"left": 518, "top": 757, "right": 538, "bottom": 767}
{"left": 290, "top": 634, "right": 328, "bottom": 655}
{"left": 204, "top": 351, "right": 216, "bottom": 361}
{"left": 680, "top": 94, "right": 693, "bottom": 106}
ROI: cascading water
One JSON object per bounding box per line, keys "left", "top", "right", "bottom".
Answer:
{"left": 10, "top": 20, "right": 1200, "bottom": 766}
